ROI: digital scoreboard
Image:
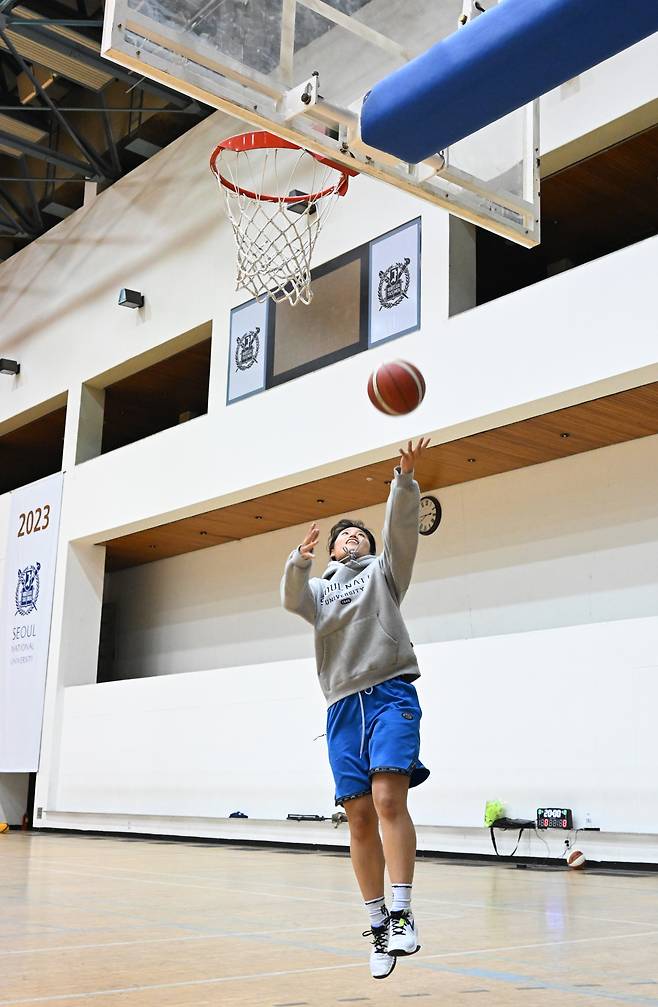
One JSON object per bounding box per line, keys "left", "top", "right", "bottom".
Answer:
{"left": 537, "top": 808, "right": 573, "bottom": 830}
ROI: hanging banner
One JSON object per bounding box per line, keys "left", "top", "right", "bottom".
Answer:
{"left": 0, "top": 472, "right": 63, "bottom": 771}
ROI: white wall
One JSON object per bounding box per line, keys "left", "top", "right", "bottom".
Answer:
{"left": 47, "top": 233, "right": 658, "bottom": 550}
{"left": 53, "top": 616, "right": 658, "bottom": 841}
{"left": 43, "top": 433, "right": 658, "bottom": 856}
{"left": 540, "top": 33, "right": 658, "bottom": 160}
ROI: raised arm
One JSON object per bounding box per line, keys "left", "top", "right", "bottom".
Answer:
{"left": 381, "top": 438, "right": 430, "bottom": 601}
{"left": 280, "top": 521, "right": 320, "bottom": 625}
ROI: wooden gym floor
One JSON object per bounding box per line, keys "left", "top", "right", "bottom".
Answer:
{"left": 2, "top": 832, "right": 658, "bottom": 1006}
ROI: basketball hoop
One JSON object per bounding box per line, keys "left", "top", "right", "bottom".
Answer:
{"left": 210, "top": 131, "right": 358, "bottom": 306}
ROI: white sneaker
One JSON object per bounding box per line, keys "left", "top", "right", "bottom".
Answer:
{"left": 363, "top": 920, "right": 396, "bottom": 979}
{"left": 388, "top": 910, "right": 420, "bottom": 956}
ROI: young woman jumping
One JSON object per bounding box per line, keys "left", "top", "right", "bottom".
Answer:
{"left": 281, "top": 438, "right": 430, "bottom": 979}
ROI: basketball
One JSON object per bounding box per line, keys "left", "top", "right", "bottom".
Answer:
{"left": 567, "top": 849, "right": 586, "bottom": 869}
{"left": 368, "top": 360, "right": 426, "bottom": 416}
{"left": 0, "top": 822, "right": 9, "bottom": 834}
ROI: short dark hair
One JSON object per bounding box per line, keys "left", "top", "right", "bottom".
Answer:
{"left": 328, "top": 518, "right": 377, "bottom": 557}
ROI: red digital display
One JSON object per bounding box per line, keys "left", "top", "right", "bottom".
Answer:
{"left": 537, "top": 808, "right": 573, "bottom": 830}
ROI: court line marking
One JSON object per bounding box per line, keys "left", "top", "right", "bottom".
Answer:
{"left": 0, "top": 962, "right": 368, "bottom": 1005}
{"left": 4, "top": 849, "right": 656, "bottom": 930}
{"left": 418, "top": 962, "right": 658, "bottom": 1006}
{"left": 421, "top": 929, "right": 658, "bottom": 961}
{"left": 212, "top": 881, "right": 658, "bottom": 930}
{"left": 0, "top": 923, "right": 349, "bottom": 957}
{"left": 414, "top": 899, "right": 658, "bottom": 931}
{"left": 1, "top": 928, "right": 657, "bottom": 1005}
{"left": 4, "top": 851, "right": 651, "bottom": 918}
{"left": 13, "top": 861, "right": 653, "bottom": 932}
{"left": 2, "top": 864, "right": 459, "bottom": 926}
{"left": 9, "top": 834, "right": 658, "bottom": 900}
{"left": 19, "top": 865, "right": 364, "bottom": 905}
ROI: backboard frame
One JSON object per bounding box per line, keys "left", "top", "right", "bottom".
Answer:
{"left": 102, "top": 0, "right": 540, "bottom": 246}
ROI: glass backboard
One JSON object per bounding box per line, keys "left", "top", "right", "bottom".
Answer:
{"left": 102, "top": 0, "right": 540, "bottom": 246}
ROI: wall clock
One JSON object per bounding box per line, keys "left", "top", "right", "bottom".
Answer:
{"left": 419, "top": 495, "right": 441, "bottom": 535}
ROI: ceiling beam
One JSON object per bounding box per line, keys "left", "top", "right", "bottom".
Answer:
{"left": 6, "top": 18, "right": 104, "bottom": 27}
{"left": 0, "top": 199, "right": 19, "bottom": 227}
{"left": 2, "top": 17, "right": 192, "bottom": 108}
{"left": 97, "top": 90, "right": 121, "bottom": 175}
{"left": 0, "top": 181, "right": 36, "bottom": 231}
{"left": 0, "top": 174, "right": 84, "bottom": 180}
{"left": 19, "top": 153, "right": 42, "bottom": 228}
{"left": 0, "top": 85, "right": 34, "bottom": 123}
{"left": 0, "top": 104, "right": 205, "bottom": 113}
{"left": 0, "top": 128, "right": 98, "bottom": 175}
{"left": 0, "top": 199, "right": 34, "bottom": 236}
{"left": 0, "top": 26, "right": 114, "bottom": 180}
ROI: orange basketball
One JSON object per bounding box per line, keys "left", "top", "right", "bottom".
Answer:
{"left": 567, "top": 849, "right": 586, "bottom": 869}
{"left": 368, "top": 360, "right": 426, "bottom": 415}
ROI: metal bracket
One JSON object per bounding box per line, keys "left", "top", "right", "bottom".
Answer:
{"left": 459, "top": 1, "right": 487, "bottom": 27}
{"left": 346, "top": 114, "right": 445, "bottom": 175}
{"left": 277, "top": 72, "right": 320, "bottom": 121}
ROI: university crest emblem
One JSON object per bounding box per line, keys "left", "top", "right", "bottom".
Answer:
{"left": 378, "top": 258, "right": 411, "bottom": 309}
{"left": 235, "top": 327, "right": 260, "bottom": 371}
{"left": 16, "top": 563, "right": 40, "bottom": 616}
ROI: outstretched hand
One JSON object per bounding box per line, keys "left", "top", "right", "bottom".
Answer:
{"left": 398, "top": 437, "right": 431, "bottom": 475}
{"left": 299, "top": 521, "right": 320, "bottom": 560}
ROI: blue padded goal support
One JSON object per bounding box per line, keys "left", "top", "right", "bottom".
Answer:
{"left": 360, "top": 0, "right": 658, "bottom": 166}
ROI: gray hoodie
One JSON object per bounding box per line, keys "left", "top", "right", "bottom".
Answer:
{"left": 281, "top": 467, "right": 421, "bottom": 706}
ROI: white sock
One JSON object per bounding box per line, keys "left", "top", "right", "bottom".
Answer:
{"left": 365, "top": 895, "right": 388, "bottom": 928}
{"left": 391, "top": 883, "right": 412, "bottom": 913}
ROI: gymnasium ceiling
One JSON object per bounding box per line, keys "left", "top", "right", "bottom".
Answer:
{"left": 0, "top": 0, "right": 381, "bottom": 263}
{"left": 0, "top": 0, "right": 212, "bottom": 261}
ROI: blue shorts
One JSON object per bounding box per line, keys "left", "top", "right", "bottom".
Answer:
{"left": 326, "top": 676, "right": 430, "bottom": 806}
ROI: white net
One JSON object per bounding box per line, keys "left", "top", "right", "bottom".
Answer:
{"left": 211, "top": 137, "right": 350, "bottom": 306}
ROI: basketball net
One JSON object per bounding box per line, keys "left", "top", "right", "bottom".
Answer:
{"left": 210, "top": 132, "right": 357, "bottom": 306}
